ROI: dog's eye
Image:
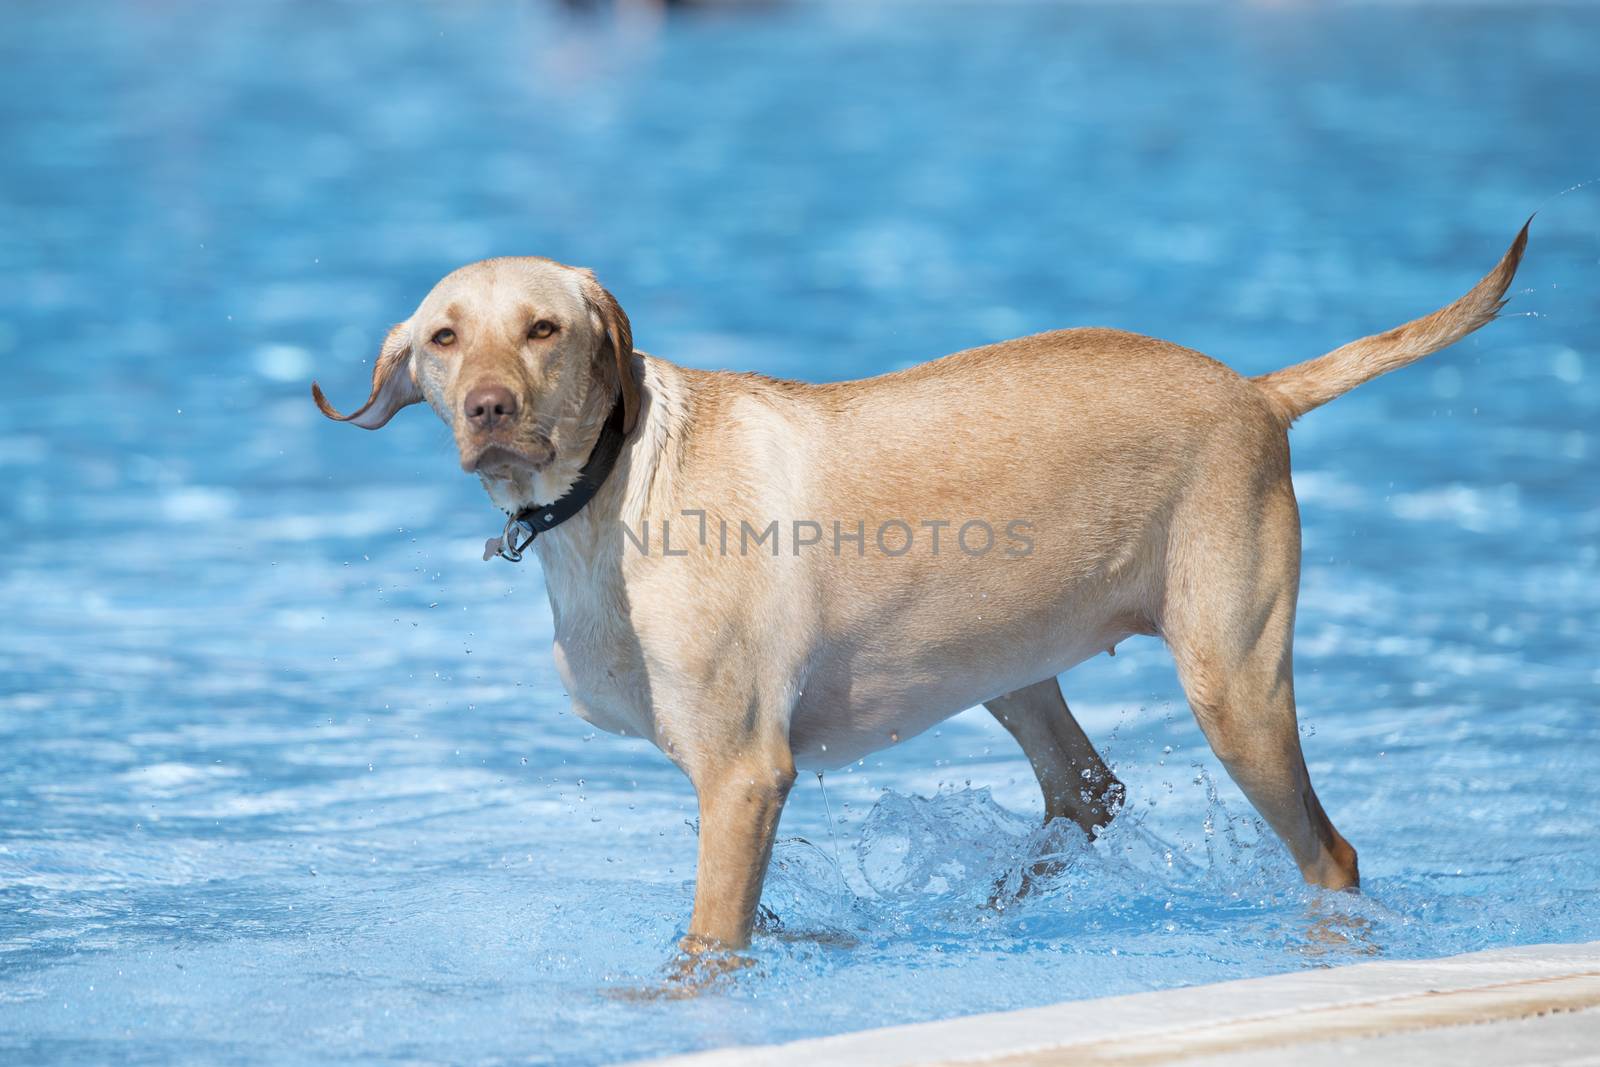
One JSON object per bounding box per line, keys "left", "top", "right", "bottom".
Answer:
{"left": 431, "top": 328, "right": 456, "bottom": 347}
{"left": 528, "top": 320, "right": 558, "bottom": 340}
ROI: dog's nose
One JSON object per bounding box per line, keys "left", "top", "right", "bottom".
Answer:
{"left": 463, "top": 384, "right": 518, "bottom": 432}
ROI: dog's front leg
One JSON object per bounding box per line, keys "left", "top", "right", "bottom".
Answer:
{"left": 680, "top": 737, "right": 797, "bottom": 954}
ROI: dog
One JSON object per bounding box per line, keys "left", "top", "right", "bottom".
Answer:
{"left": 313, "top": 221, "right": 1528, "bottom": 956}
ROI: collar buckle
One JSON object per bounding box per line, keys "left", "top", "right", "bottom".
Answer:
{"left": 489, "top": 514, "right": 538, "bottom": 563}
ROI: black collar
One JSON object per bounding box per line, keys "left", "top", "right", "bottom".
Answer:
{"left": 483, "top": 398, "right": 628, "bottom": 563}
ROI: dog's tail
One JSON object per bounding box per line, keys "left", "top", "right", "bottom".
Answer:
{"left": 1252, "top": 219, "right": 1531, "bottom": 425}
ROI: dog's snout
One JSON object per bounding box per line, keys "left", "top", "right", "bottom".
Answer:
{"left": 463, "top": 384, "right": 519, "bottom": 432}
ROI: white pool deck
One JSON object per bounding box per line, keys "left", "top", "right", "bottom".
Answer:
{"left": 630, "top": 941, "right": 1600, "bottom": 1067}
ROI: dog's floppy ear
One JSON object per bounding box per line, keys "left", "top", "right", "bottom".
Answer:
{"left": 580, "top": 274, "right": 639, "bottom": 435}
{"left": 310, "top": 323, "right": 421, "bottom": 430}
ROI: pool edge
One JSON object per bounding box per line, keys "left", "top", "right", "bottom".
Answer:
{"left": 619, "top": 940, "right": 1600, "bottom": 1067}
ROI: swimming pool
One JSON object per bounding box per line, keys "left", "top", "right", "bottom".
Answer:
{"left": 1, "top": 2, "right": 1597, "bottom": 1064}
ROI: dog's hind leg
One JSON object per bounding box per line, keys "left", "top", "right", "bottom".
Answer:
{"left": 1161, "top": 480, "right": 1359, "bottom": 891}
{"left": 986, "top": 678, "right": 1124, "bottom": 834}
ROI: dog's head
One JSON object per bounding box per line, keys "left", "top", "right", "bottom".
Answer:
{"left": 312, "top": 257, "right": 637, "bottom": 494}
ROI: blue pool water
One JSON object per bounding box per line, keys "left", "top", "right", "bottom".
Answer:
{"left": 2, "top": 2, "right": 1598, "bottom": 1064}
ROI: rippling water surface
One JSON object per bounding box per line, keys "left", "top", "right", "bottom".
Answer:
{"left": 2, "top": 2, "right": 1598, "bottom": 1064}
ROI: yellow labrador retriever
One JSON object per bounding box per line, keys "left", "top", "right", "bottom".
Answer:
{"left": 314, "top": 222, "right": 1528, "bottom": 954}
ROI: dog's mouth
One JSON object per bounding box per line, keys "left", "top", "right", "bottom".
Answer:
{"left": 461, "top": 440, "right": 554, "bottom": 477}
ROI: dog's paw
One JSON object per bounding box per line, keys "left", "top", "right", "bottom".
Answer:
{"left": 600, "top": 945, "right": 756, "bottom": 1003}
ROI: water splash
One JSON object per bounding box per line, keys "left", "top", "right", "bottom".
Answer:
{"left": 756, "top": 783, "right": 1403, "bottom": 972}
